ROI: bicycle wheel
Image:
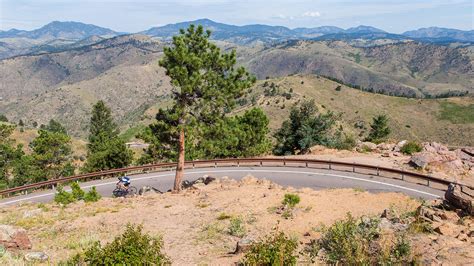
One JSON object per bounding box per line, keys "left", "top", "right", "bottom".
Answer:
{"left": 113, "top": 188, "right": 124, "bottom": 197}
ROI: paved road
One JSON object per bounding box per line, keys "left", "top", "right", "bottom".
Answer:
{"left": 0, "top": 166, "right": 444, "bottom": 207}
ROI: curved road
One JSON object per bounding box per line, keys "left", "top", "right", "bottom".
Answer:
{"left": 0, "top": 166, "right": 443, "bottom": 207}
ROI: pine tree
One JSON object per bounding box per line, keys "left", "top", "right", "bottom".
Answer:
{"left": 88, "top": 100, "right": 119, "bottom": 153}
{"left": 84, "top": 101, "right": 132, "bottom": 172}
{"left": 366, "top": 114, "right": 391, "bottom": 144}
{"left": 159, "top": 25, "right": 255, "bottom": 191}
{"left": 30, "top": 129, "right": 73, "bottom": 179}
{"left": 42, "top": 119, "right": 67, "bottom": 134}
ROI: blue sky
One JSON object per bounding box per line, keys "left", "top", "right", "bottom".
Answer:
{"left": 1, "top": 0, "right": 473, "bottom": 33}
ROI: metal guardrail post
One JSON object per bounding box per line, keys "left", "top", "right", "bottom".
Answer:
{"left": 427, "top": 179, "right": 430, "bottom": 187}
{"left": 237, "top": 160, "right": 240, "bottom": 167}
{"left": 214, "top": 162, "right": 217, "bottom": 168}
{"left": 305, "top": 162, "right": 308, "bottom": 168}
{"left": 260, "top": 161, "right": 263, "bottom": 167}
{"left": 329, "top": 161, "right": 332, "bottom": 170}
{"left": 376, "top": 167, "right": 380, "bottom": 176}
{"left": 401, "top": 174, "right": 404, "bottom": 181}
{"left": 352, "top": 163, "right": 355, "bottom": 173}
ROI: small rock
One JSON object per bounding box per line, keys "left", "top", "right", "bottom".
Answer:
{"left": 24, "top": 251, "right": 48, "bottom": 262}
{"left": 456, "top": 233, "right": 469, "bottom": 242}
{"left": 22, "top": 209, "right": 42, "bottom": 219}
{"left": 234, "top": 237, "right": 254, "bottom": 254}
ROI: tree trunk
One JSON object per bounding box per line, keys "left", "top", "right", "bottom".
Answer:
{"left": 174, "top": 127, "right": 185, "bottom": 192}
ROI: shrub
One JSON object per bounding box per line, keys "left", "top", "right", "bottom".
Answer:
{"left": 84, "top": 187, "right": 101, "bottom": 202}
{"left": 228, "top": 217, "right": 246, "bottom": 237}
{"left": 400, "top": 141, "right": 422, "bottom": 155}
{"left": 365, "top": 115, "right": 391, "bottom": 144}
{"left": 309, "top": 214, "right": 414, "bottom": 264}
{"left": 217, "top": 212, "right": 232, "bottom": 220}
{"left": 71, "top": 182, "right": 85, "bottom": 200}
{"left": 335, "top": 85, "right": 342, "bottom": 91}
{"left": 66, "top": 224, "right": 170, "bottom": 265}
{"left": 54, "top": 185, "right": 75, "bottom": 205}
{"left": 242, "top": 231, "right": 298, "bottom": 265}
{"left": 282, "top": 193, "right": 300, "bottom": 208}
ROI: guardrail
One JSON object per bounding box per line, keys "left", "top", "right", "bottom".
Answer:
{"left": 1, "top": 158, "right": 473, "bottom": 198}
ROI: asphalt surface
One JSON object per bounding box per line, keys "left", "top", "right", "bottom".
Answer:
{"left": 0, "top": 166, "right": 444, "bottom": 207}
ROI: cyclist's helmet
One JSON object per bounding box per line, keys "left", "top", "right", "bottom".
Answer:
{"left": 119, "top": 176, "right": 131, "bottom": 185}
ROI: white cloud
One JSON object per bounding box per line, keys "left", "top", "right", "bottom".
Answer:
{"left": 273, "top": 14, "right": 295, "bottom": 20}
{"left": 302, "top": 11, "right": 321, "bottom": 17}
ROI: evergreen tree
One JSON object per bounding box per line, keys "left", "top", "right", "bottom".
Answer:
{"left": 365, "top": 115, "right": 391, "bottom": 143}
{"left": 0, "top": 114, "right": 8, "bottom": 122}
{"left": 41, "top": 119, "right": 67, "bottom": 134}
{"left": 84, "top": 101, "right": 132, "bottom": 172}
{"left": 158, "top": 25, "right": 255, "bottom": 191}
{"left": 273, "top": 100, "right": 340, "bottom": 155}
{"left": 88, "top": 100, "right": 119, "bottom": 153}
{"left": 30, "top": 129, "right": 73, "bottom": 179}
{"left": 0, "top": 124, "right": 24, "bottom": 189}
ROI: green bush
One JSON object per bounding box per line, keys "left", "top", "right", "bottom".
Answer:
{"left": 228, "top": 217, "right": 246, "bottom": 237}
{"left": 400, "top": 141, "right": 422, "bottom": 155}
{"left": 66, "top": 224, "right": 170, "bottom": 265}
{"left": 84, "top": 187, "right": 102, "bottom": 202}
{"left": 309, "top": 214, "right": 414, "bottom": 264}
{"left": 242, "top": 231, "right": 298, "bottom": 265}
{"left": 54, "top": 185, "right": 76, "bottom": 205}
{"left": 282, "top": 193, "right": 300, "bottom": 208}
{"left": 71, "top": 182, "right": 85, "bottom": 200}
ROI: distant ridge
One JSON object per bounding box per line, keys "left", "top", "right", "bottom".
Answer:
{"left": 0, "top": 21, "right": 119, "bottom": 40}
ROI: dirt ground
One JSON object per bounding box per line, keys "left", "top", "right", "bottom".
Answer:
{"left": 1, "top": 176, "right": 423, "bottom": 265}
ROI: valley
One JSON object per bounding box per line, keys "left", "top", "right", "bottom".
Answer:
{"left": 0, "top": 32, "right": 472, "bottom": 145}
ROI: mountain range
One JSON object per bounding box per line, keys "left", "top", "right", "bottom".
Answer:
{"left": 1, "top": 19, "right": 472, "bottom": 45}
{"left": 0, "top": 20, "right": 472, "bottom": 144}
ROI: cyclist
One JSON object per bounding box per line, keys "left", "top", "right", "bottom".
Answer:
{"left": 117, "top": 176, "right": 131, "bottom": 191}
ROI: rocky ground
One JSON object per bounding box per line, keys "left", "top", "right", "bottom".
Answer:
{"left": 284, "top": 141, "right": 474, "bottom": 186}
{"left": 1, "top": 176, "right": 473, "bottom": 265}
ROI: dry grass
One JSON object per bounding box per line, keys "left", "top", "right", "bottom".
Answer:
{"left": 241, "top": 75, "right": 474, "bottom": 146}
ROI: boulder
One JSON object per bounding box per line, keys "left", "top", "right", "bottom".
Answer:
{"left": 410, "top": 152, "right": 437, "bottom": 169}
{"left": 377, "top": 143, "right": 395, "bottom": 151}
{"left": 434, "top": 223, "right": 462, "bottom": 237}
{"left": 393, "top": 140, "right": 407, "bottom": 152}
{"left": 445, "top": 184, "right": 474, "bottom": 215}
{"left": 423, "top": 142, "right": 449, "bottom": 153}
{"left": 0, "top": 225, "right": 31, "bottom": 250}
{"left": 356, "top": 142, "right": 377, "bottom": 152}
{"left": 24, "top": 251, "right": 48, "bottom": 262}
{"left": 138, "top": 186, "right": 163, "bottom": 195}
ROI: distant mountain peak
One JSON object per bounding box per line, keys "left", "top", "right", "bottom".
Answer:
{"left": 346, "top": 25, "right": 386, "bottom": 33}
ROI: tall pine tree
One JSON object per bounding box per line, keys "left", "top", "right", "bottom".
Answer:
{"left": 159, "top": 25, "right": 256, "bottom": 191}
{"left": 84, "top": 101, "right": 132, "bottom": 172}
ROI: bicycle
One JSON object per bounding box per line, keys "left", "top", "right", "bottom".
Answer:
{"left": 113, "top": 183, "right": 138, "bottom": 197}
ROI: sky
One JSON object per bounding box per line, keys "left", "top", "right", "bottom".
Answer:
{"left": 1, "top": 0, "right": 473, "bottom": 33}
